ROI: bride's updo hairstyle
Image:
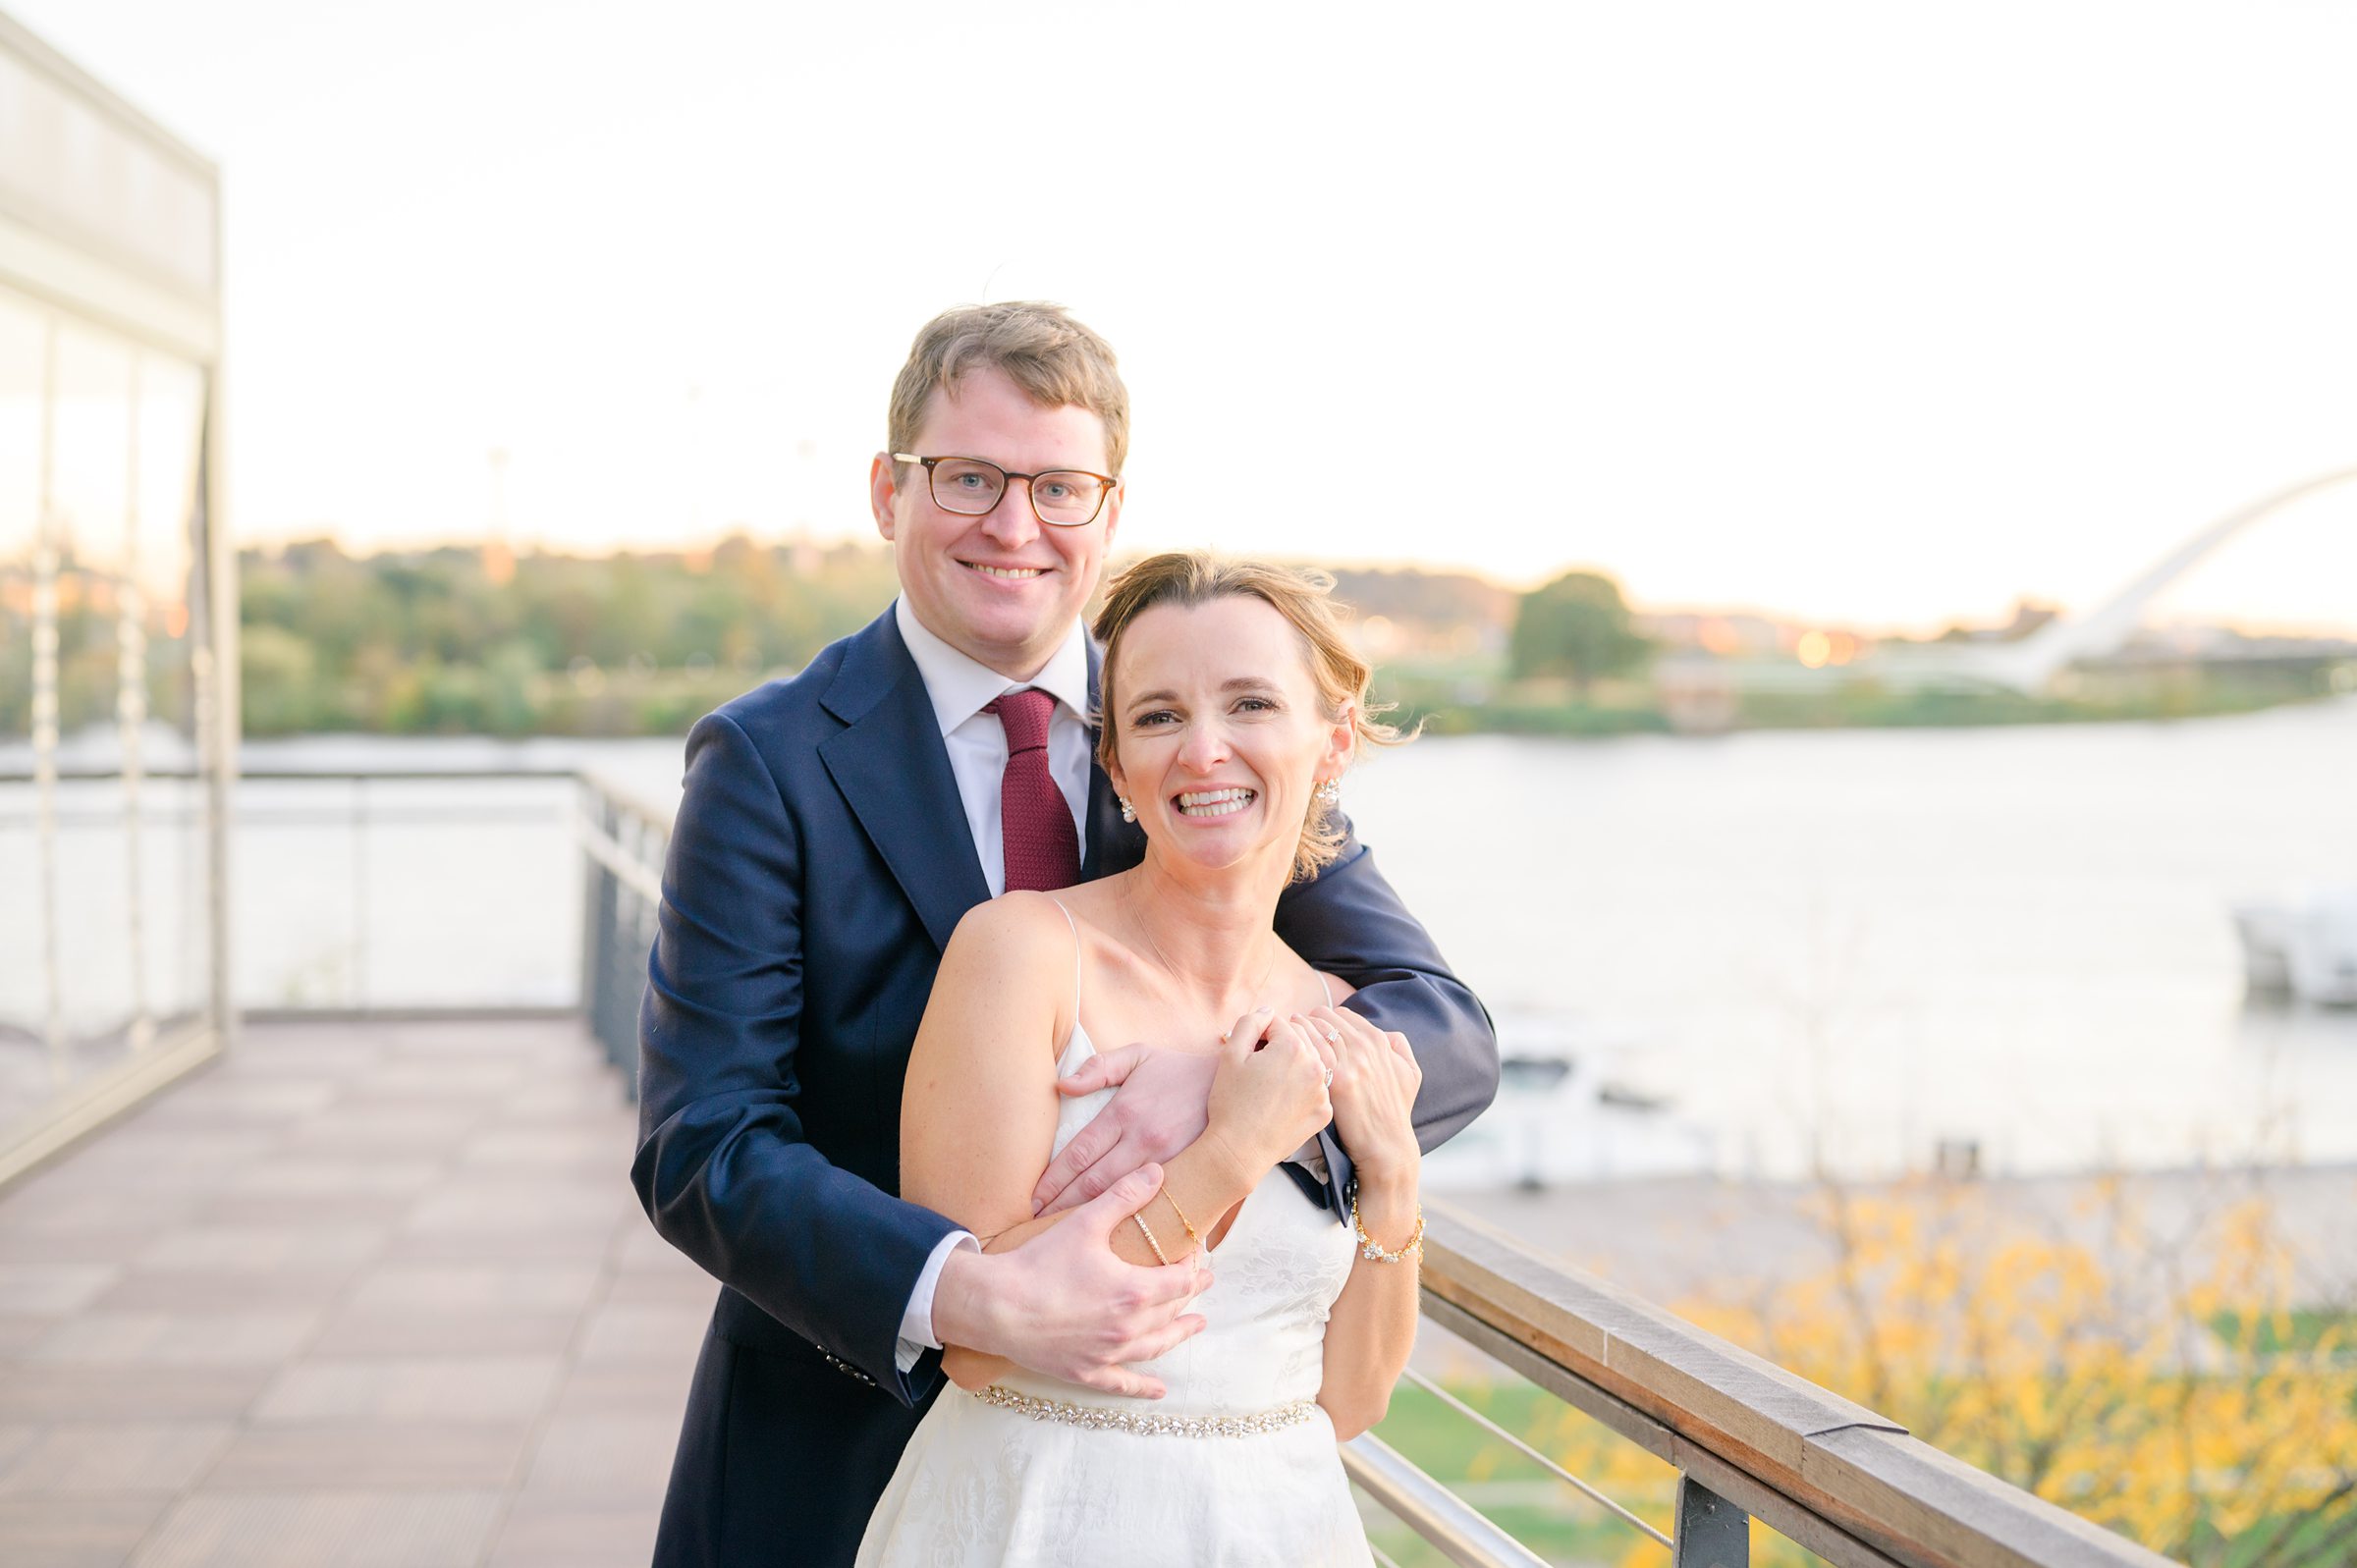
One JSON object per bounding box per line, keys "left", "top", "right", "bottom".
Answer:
{"left": 1093, "top": 551, "right": 1409, "bottom": 882}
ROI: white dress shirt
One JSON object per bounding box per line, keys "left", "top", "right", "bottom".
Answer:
{"left": 891, "top": 597, "right": 1095, "bottom": 1371}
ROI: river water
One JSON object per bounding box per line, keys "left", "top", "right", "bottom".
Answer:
{"left": 213, "top": 696, "right": 2357, "bottom": 1184}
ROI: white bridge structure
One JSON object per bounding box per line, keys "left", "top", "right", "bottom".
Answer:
{"left": 1863, "top": 464, "right": 2357, "bottom": 693}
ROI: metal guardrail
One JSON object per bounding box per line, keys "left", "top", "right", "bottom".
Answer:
{"left": 576, "top": 769, "right": 671, "bottom": 1081}
{"left": 10, "top": 765, "right": 647, "bottom": 1022}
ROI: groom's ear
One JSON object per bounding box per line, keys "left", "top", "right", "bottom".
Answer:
{"left": 1098, "top": 478, "right": 1124, "bottom": 548}
{"left": 870, "top": 453, "right": 904, "bottom": 541}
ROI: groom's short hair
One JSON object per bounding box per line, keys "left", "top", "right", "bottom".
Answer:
{"left": 887, "top": 301, "right": 1130, "bottom": 476}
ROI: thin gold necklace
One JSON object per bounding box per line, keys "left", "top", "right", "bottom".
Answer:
{"left": 1120, "top": 883, "right": 1283, "bottom": 1021}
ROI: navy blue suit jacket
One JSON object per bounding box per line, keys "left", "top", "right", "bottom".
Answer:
{"left": 632, "top": 606, "right": 1497, "bottom": 1568}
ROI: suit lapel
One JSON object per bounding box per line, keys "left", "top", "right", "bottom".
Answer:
{"left": 818, "top": 612, "right": 991, "bottom": 952}
{"left": 1081, "top": 635, "right": 1147, "bottom": 880}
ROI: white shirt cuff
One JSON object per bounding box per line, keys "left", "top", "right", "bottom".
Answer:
{"left": 896, "top": 1230, "right": 980, "bottom": 1374}
{"left": 1288, "top": 1135, "right": 1332, "bottom": 1186}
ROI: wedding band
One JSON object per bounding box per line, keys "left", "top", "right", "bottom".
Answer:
{"left": 1322, "top": 1067, "right": 1335, "bottom": 1086}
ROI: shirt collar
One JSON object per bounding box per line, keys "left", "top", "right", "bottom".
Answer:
{"left": 894, "top": 597, "right": 1093, "bottom": 737}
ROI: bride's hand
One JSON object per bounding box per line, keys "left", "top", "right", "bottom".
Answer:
{"left": 1303, "top": 1006, "right": 1420, "bottom": 1186}
{"left": 1204, "top": 1007, "right": 1334, "bottom": 1178}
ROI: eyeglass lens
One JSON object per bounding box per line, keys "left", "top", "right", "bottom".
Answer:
{"left": 929, "top": 459, "right": 1106, "bottom": 525}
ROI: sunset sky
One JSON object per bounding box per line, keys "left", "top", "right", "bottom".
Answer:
{"left": 15, "top": 0, "right": 2357, "bottom": 634}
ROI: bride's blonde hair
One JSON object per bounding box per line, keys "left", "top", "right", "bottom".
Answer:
{"left": 1092, "top": 552, "right": 1409, "bottom": 882}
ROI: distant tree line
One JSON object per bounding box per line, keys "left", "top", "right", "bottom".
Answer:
{"left": 9, "top": 542, "right": 2319, "bottom": 747}
{"left": 237, "top": 536, "right": 900, "bottom": 735}
{"left": 228, "top": 540, "right": 1605, "bottom": 739}
{"left": 0, "top": 539, "right": 1556, "bottom": 742}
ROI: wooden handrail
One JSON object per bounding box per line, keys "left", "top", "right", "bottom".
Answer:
{"left": 1419, "top": 1201, "right": 2181, "bottom": 1568}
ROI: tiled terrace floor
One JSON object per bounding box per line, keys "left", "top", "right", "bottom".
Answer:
{"left": 0, "top": 1018, "right": 709, "bottom": 1568}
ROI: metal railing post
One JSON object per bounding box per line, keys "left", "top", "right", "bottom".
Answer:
{"left": 593, "top": 805, "right": 623, "bottom": 1072}
{"left": 350, "top": 775, "right": 368, "bottom": 1007}
{"left": 613, "top": 807, "right": 653, "bottom": 1088}
{"left": 1674, "top": 1476, "right": 1748, "bottom": 1568}
{"left": 573, "top": 777, "right": 661, "bottom": 1089}
{"left": 578, "top": 784, "right": 612, "bottom": 1050}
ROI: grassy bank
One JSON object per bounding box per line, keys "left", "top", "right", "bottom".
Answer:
{"left": 1381, "top": 659, "right": 2353, "bottom": 740}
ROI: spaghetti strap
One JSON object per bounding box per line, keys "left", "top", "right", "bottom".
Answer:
{"left": 1317, "top": 974, "right": 1335, "bottom": 1007}
{"left": 1046, "top": 897, "right": 1082, "bottom": 1013}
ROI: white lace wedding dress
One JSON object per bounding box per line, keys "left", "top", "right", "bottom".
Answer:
{"left": 854, "top": 1018, "right": 1371, "bottom": 1567}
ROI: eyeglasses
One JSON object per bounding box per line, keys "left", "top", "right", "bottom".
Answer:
{"left": 893, "top": 454, "right": 1118, "bottom": 527}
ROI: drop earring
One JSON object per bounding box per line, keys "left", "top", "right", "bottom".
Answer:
{"left": 1315, "top": 780, "right": 1342, "bottom": 807}
{"left": 1119, "top": 795, "right": 1136, "bottom": 824}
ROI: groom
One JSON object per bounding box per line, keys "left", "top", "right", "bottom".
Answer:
{"left": 632, "top": 301, "right": 1498, "bottom": 1568}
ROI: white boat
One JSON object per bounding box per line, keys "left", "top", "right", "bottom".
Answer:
{"left": 1420, "top": 1012, "right": 1717, "bottom": 1191}
{"left": 2234, "top": 889, "right": 2357, "bottom": 1006}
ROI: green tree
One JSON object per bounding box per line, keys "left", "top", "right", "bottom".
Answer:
{"left": 1508, "top": 570, "right": 1651, "bottom": 692}
{"left": 231, "top": 536, "right": 910, "bottom": 737}
{"left": 239, "top": 623, "right": 321, "bottom": 735}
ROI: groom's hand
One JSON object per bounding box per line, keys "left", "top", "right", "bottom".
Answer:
{"left": 932, "top": 1164, "right": 1213, "bottom": 1399}
{"left": 1031, "top": 1045, "right": 1220, "bottom": 1216}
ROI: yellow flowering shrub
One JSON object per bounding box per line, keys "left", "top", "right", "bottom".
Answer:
{"left": 1632, "top": 1175, "right": 2357, "bottom": 1567}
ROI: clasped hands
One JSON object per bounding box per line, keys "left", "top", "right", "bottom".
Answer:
{"left": 1037, "top": 1003, "right": 1419, "bottom": 1215}
{"left": 934, "top": 1005, "right": 1419, "bottom": 1398}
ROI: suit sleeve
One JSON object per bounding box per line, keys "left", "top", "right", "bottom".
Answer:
{"left": 630, "top": 710, "right": 957, "bottom": 1404}
{"left": 1272, "top": 817, "right": 1499, "bottom": 1211}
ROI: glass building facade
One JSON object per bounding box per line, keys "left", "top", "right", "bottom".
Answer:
{"left": 0, "top": 11, "right": 233, "bottom": 1181}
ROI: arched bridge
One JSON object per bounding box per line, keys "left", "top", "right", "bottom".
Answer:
{"left": 1871, "top": 464, "right": 2357, "bottom": 693}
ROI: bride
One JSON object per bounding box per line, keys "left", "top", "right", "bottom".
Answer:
{"left": 855, "top": 552, "right": 1426, "bottom": 1567}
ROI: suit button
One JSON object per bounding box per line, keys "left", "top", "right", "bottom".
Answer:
{"left": 821, "top": 1351, "right": 875, "bottom": 1387}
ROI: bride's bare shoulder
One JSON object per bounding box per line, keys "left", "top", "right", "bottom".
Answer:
{"left": 941, "top": 892, "right": 1079, "bottom": 981}
{"left": 911, "top": 895, "right": 1082, "bottom": 1075}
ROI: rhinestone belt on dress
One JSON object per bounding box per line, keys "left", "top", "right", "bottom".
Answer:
{"left": 971, "top": 1384, "right": 1322, "bottom": 1437}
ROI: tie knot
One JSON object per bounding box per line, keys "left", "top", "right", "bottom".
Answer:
{"left": 986, "top": 688, "right": 1057, "bottom": 753}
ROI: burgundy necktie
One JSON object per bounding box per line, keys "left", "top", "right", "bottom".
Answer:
{"left": 986, "top": 688, "right": 1080, "bottom": 892}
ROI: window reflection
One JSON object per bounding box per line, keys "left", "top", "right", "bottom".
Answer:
{"left": 0, "top": 287, "right": 41, "bottom": 1115}
{"left": 0, "top": 280, "right": 214, "bottom": 1133}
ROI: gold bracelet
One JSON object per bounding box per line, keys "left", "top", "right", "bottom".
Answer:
{"left": 1349, "top": 1187, "right": 1423, "bottom": 1264}
{"left": 1132, "top": 1212, "right": 1171, "bottom": 1266}
{"left": 1162, "top": 1191, "right": 1202, "bottom": 1253}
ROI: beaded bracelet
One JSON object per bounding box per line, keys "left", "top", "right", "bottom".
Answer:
{"left": 1348, "top": 1187, "right": 1424, "bottom": 1264}
{"left": 1132, "top": 1213, "right": 1171, "bottom": 1266}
